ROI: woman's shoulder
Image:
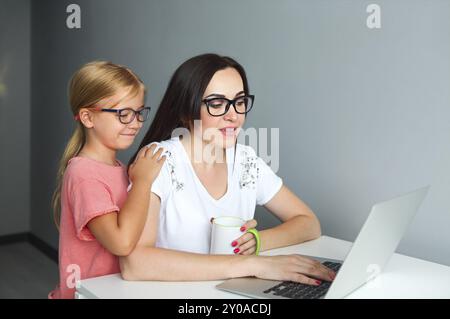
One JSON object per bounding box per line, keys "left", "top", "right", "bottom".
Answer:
{"left": 234, "top": 143, "right": 281, "bottom": 194}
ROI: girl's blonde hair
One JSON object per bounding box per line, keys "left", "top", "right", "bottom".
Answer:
{"left": 52, "top": 61, "right": 145, "bottom": 229}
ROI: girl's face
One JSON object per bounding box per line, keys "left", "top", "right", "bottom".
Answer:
{"left": 85, "top": 86, "right": 145, "bottom": 151}
{"left": 197, "top": 67, "right": 246, "bottom": 149}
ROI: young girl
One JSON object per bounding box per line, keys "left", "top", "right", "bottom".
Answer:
{"left": 49, "top": 61, "right": 165, "bottom": 299}
{"left": 120, "top": 54, "right": 336, "bottom": 285}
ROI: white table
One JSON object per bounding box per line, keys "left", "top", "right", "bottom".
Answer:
{"left": 76, "top": 235, "right": 450, "bottom": 299}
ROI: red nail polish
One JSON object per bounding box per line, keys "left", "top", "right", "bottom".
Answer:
{"left": 315, "top": 280, "right": 322, "bottom": 286}
{"left": 234, "top": 248, "right": 240, "bottom": 254}
{"left": 240, "top": 226, "right": 246, "bottom": 232}
{"left": 231, "top": 241, "right": 237, "bottom": 247}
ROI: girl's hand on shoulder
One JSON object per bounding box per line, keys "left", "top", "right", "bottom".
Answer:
{"left": 129, "top": 144, "right": 166, "bottom": 186}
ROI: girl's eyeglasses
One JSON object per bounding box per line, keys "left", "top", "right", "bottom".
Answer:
{"left": 98, "top": 106, "right": 151, "bottom": 124}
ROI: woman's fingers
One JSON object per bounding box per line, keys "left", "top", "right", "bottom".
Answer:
{"left": 232, "top": 232, "right": 254, "bottom": 248}
{"left": 292, "top": 256, "right": 336, "bottom": 282}
{"left": 238, "top": 238, "right": 256, "bottom": 255}
{"left": 231, "top": 220, "right": 259, "bottom": 255}
{"left": 288, "top": 273, "right": 323, "bottom": 286}
{"left": 255, "top": 255, "right": 337, "bottom": 286}
{"left": 240, "top": 246, "right": 256, "bottom": 255}
{"left": 240, "top": 219, "right": 257, "bottom": 232}
{"left": 234, "top": 232, "right": 258, "bottom": 255}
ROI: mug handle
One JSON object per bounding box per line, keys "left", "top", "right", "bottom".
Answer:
{"left": 246, "top": 228, "right": 261, "bottom": 256}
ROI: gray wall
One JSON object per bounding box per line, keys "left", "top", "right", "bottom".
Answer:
{"left": 29, "top": 0, "right": 450, "bottom": 265}
{"left": 0, "top": 0, "right": 30, "bottom": 236}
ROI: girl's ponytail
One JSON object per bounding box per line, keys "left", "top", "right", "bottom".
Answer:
{"left": 52, "top": 124, "right": 85, "bottom": 229}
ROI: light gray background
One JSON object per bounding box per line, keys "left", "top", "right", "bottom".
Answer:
{"left": 1, "top": 0, "right": 449, "bottom": 266}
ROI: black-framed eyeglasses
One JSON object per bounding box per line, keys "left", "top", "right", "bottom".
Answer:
{"left": 98, "top": 106, "right": 151, "bottom": 124}
{"left": 202, "top": 95, "right": 255, "bottom": 117}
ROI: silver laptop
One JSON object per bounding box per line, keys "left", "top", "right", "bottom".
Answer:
{"left": 216, "top": 186, "right": 429, "bottom": 299}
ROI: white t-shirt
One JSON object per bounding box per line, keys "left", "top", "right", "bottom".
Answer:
{"left": 149, "top": 136, "right": 282, "bottom": 254}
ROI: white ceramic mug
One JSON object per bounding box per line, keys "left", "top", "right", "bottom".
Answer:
{"left": 209, "top": 216, "right": 260, "bottom": 255}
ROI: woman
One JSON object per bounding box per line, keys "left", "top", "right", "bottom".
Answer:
{"left": 120, "top": 54, "right": 336, "bottom": 285}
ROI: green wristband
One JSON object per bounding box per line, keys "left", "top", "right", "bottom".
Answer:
{"left": 246, "top": 228, "right": 261, "bottom": 255}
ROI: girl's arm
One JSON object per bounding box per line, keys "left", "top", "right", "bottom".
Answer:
{"left": 257, "top": 185, "right": 322, "bottom": 252}
{"left": 86, "top": 182, "right": 151, "bottom": 256}
{"left": 87, "top": 145, "right": 165, "bottom": 257}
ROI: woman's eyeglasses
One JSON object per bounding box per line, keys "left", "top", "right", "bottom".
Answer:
{"left": 202, "top": 95, "right": 254, "bottom": 117}
{"left": 98, "top": 106, "right": 151, "bottom": 124}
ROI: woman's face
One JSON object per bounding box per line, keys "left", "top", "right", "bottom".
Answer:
{"left": 197, "top": 67, "right": 246, "bottom": 150}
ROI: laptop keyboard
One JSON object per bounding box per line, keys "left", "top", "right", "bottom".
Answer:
{"left": 263, "top": 261, "right": 342, "bottom": 299}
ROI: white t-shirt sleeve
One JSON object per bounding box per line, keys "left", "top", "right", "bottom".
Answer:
{"left": 148, "top": 142, "right": 172, "bottom": 201}
{"left": 151, "top": 159, "right": 171, "bottom": 201}
{"left": 256, "top": 156, "right": 283, "bottom": 206}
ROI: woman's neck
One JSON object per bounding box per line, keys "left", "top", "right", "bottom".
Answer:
{"left": 180, "top": 134, "right": 226, "bottom": 169}
{"left": 78, "top": 140, "right": 118, "bottom": 166}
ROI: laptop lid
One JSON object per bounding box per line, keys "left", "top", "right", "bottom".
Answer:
{"left": 324, "top": 186, "right": 429, "bottom": 299}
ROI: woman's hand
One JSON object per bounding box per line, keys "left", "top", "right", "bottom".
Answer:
{"left": 232, "top": 219, "right": 258, "bottom": 255}
{"left": 251, "top": 254, "right": 336, "bottom": 286}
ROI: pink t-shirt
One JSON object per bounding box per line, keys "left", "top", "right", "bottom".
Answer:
{"left": 49, "top": 157, "right": 128, "bottom": 299}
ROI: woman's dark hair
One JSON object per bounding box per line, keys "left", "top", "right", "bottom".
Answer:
{"left": 128, "top": 53, "right": 249, "bottom": 167}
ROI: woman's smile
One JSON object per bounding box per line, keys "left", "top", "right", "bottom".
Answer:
{"left": 219, "top": 126, "right": 238, "bottom": 137}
